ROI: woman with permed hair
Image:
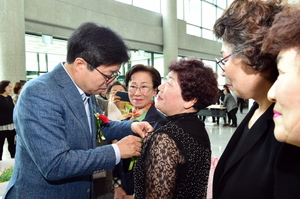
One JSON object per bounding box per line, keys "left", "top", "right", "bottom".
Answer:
{"left": 133, "top": 57, "right": 219, "bottom": 199}
{"left": 12, "top": 81, "right": 25, "bottom": 104}
{"left": 213, "top": 0, "right": 300, "bottom": 198}
{"left": 263, "top": 5, "right": 300, "bottom": 147}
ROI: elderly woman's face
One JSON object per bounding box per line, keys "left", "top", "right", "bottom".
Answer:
{"left": 128, "top": 71, "right": 157, "bottom": 109}
{"left": 268, "top": 48, "right": 300, "bottom": 147}
{"left": 221, "top": 42, "right": 272, "bottom": 100}
{"left": 4, "top": 83, "right": 12, "bottom": 95}
{"left": 156, "top": 71, "right": 189, "bottom": 116}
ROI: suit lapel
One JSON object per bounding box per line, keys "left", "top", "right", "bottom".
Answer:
{"left": 89, "top": 96, "right": 98, "bottom": 147}
{"left": 222, "top": 103, "right": 275, "bottom": 174}
{"left": 53, "top": 63, "right": 92, "bottom": 144}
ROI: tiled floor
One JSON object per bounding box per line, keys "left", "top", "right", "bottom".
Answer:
{"left": 1, "top": 110, "right": 247, "bottom": 160}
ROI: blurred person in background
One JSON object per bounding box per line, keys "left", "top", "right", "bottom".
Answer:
{"left": 12, "top": 81, "right": 25, "bottom": 104}
{"left": 221, "top": 86, "right": 238, "bottom": 127}
{"left": 106, "top": 81, "right": 132, "bottom": 116}
{"left": 236, "top": 97, "right": 245, "bottom": 114}
{"left": 0, "top": 80, "right": 16, "bottom": 160}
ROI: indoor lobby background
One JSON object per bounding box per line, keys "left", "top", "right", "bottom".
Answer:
{"left": 1, "top": 0, "right": 250, "bottom": 159}
{"left": 0, "top": 0, "right": 235, "bottom": 86}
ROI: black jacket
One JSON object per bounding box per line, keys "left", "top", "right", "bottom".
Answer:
{"left": 213, "top": 102, "right": 300, "bottom": 199}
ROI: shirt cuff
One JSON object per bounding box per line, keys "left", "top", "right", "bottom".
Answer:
{"left": 112, "top": 144, "right": 121, "bottom": 165}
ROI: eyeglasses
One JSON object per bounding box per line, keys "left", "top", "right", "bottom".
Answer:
{"left": 128, "top": 85, "right": 153, "bottom": 94}
{"left": 93, "top": 67, "right": 120, "bottom": 85}
{"left": 85, "top": 59, "right": 120, "bottom": 84}
{"left": 215, "top": 54, "right": 232, "bottom": 72}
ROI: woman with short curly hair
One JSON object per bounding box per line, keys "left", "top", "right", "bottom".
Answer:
{"left": 134, "top": 57, "right": 219, "bottom": 199}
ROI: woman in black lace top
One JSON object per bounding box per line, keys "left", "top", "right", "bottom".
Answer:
{"left": 134, "top": 58, "right": 219, "bottom": 199}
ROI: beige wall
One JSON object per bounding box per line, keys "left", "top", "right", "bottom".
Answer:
{"left": 24, "top": 0, "right": 221, "bottom": 59}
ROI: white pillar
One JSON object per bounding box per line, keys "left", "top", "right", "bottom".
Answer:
{"left": 0, "top": 0, "right": 26, "bottom": 85}
{"left": 161, "top": 0, "right": 178, "bottom": 76}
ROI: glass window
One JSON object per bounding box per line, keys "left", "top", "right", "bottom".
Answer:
{"left": 26, "top": 52, "right": 38, "bottom": 72}
{"left": 178, "top": 0, "right": 232, "bottom": 41}
{"left": 39, "top": 53, "right": 47, "bottom": 72}
{"left": 47, "top": 54, "right": 66, "bottom": 71}
{"left": 177, "top": 0, "right": 184, "bottom": 20}
{"left": 185, "top": 0, "right": 201, "bottom": 26}
{"left": 202, "top": 2, "right": 216, "bottom": 29}
{"left": 206, "top": 0, "right": 217, "bottom": 3}
{"left": 216, "top": 7, "right": 224, "bottom": 19}
{"left": 153, "top": 54, "right": 164, "bottom": 77}
{"left": 202, "top": 59, "right": 216, "bottom": 71}
{"left": 186, "top": 24, "right": 201, "bottom": 37}
{"left": 202, "top": 28, "right": 214, "bottom": 40}
{"left": 227, "top": 0, "right": 234, "bottom": 6}
{"left": 217, "top": 0, "right": 227, "bottom": 9}
{"left": 121, "top": 50, "right": 164, "bottom": 81}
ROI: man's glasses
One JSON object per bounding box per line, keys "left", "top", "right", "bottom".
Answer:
{"left": 93, "top": 67, "right": 120, "bottom": 85}
{"left": 128, "top": 85, "right": 153, "bottom": 94}
{"left": 85, "top": 59, "right": 120, "bottom": 84}
{"left": 215, "top": 54, "right": 232, "bottom": 72}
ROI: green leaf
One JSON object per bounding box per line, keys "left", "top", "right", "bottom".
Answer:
{"left": 0, "top": 166, "right": 13, "bottom": 183}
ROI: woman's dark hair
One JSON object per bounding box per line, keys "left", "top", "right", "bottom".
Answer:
{"left": 214, "top": 0, "right": 284, "bottom": 83}
{"left": 223, "top": 86, "right": 230, "bottom": 94}
{"left": 0, "top": 80, "right": 11, "bottom": 94}
{"left": 105, "top": 81, "right": 126, "bottom": 96}
{"left": 67, "top": 22, "right": 130, "bottom": 71}
{"left": 13, "top": 82, "right": 25, "bottom": 94}
{"left": 125, "top": 64, "right": 161, "bottom": 94}
{"left": 168, "top": 57, "right": 219, "bottom": 111}
{"left": 262, "top": 6, "right": 300, "bottom": 56}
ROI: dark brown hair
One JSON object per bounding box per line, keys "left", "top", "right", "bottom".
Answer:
{"left": 105, "top": 80, "right": 126, "bottom": 96}
{"left": 125, "top": 64, "right": 161, "bottom": 94}
{"left": 67, "top": 22, "right": 129, "bottom": 70}
{"left": 262, "top": 6, "right": 300, "bottom": 56}
{"left": 0, "top": 80, "right": 11, "bottom": 94}
{"left": 214, "top": 0, "right": 284, "bottom": 83}
{"left": 168, "top": 57, "right": 219, "bottom": 111}
{"left": 13, "top": 82, "right": 25, "bottom": 94}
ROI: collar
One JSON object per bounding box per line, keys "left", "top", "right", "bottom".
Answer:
{"left": 62, "top": 62, "right": 87, "bottom": 99}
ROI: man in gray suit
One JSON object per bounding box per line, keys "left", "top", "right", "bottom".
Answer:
{"left": 3, "top": 22, "right": 153, "bottom": 199}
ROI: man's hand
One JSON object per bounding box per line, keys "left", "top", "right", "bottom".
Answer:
{"left": 114, "top": 187, "right": 126, "bottom": 199}
{"left": 116, "top": 135, "right": 142, "bottom": 159}
{"left": 131, "top": 121, "right": 154, "bottom": 138}
{"left": 124, "top": 195, "right": 134, "bottom": 199}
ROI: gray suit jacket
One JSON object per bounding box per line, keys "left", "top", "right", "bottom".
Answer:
{"left": 223, "top": 93, "right": 237, "bottom": 112}
{"left": 4, "top": 63, "right": 133, "bottom": 199}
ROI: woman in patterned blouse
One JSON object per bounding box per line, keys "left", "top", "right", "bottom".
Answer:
{"left": 134, "top": 57, "right": 219, "bottom": 199}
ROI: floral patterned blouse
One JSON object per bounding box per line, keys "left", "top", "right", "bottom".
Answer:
{"left": 134, "top": 112, "right": 211, "bottom": 199}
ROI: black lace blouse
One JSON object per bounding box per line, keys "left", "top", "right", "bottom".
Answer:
{"left": 134, "top": 112, "right": 211, "bottom": 199}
